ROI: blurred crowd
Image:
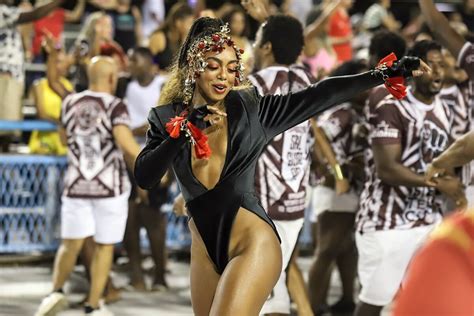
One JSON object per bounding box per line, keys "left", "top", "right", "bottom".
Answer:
{"left": 1, "top": 0, "right": 474, "bottom": 315}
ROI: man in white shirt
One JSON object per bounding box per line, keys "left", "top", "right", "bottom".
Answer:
{"left": 122, "top": 46, "right": 169, "bottom": 290}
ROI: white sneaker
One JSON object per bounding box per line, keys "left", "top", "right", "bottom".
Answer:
{"left": 85, "top": 304, "right": 114, "bottom": 316}
{"left": 34, "top": 292, "right": 68, "bottom": 316}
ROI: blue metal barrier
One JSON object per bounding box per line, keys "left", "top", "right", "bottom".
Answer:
{"left": 162, "top": 182, "right": 191, "bottom": 251}
{"left": 0, "top": 120, "right": 58, "bottom": 131}
{"left": 0, "top": 155, "right": 67, "bottom": 253}
{"left": 0, "top": 120, "right": 191, "bottom": 254}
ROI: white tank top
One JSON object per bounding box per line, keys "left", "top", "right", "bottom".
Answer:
{"left": 124, "top": 75, "right": 167, "bottom": 130}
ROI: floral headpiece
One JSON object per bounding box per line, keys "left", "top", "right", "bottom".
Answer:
{"left": 183, "top": 23, "right": 245, "bottom": 105}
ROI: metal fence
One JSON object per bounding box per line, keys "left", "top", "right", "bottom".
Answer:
{"left": 0, "top": 155, "right": 66, "bottom": 253}
{"left": 0, "top": 120, "right": 192, "bottom": 254}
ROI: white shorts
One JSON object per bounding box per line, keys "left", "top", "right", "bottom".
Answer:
{"left": 61, "top": 191, "right": 130, "bottom": 244}
{"left": 308, "top": 185, "right": 359, "bottom": 223}
{"left": 355, "top": 224, "right": 437, "bottom": 306}
{"left": 260, "top": 218, "right": 304, "bottom": 315}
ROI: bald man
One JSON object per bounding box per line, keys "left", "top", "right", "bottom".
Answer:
{"left": 35, "top": 54, "right": 140, "bottom": 316}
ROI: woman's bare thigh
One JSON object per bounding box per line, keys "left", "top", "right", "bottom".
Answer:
{"left": 188, "top": 219, "right": 221, "bottom": 316}
{"left": 209, "top": 208, "right": 282, "bottom": 316}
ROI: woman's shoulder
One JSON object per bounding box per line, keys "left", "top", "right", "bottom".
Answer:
{"left": 151, "top": 102, "right": 182, "bottom": 120}
{"left": 228, "top": 85, "right": 259, "bottom": 102}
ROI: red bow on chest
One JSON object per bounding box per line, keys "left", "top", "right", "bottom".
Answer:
{"left": 165, "top": 112, "right": 212, "bottom": 159}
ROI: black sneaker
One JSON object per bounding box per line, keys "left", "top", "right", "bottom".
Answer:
{"left": 314, "top": 304, "right": 331, "bottom": 316}
{"left": 329, "top": 299, "right": 356, "bottom": 315}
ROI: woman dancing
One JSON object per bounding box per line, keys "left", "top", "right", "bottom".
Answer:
{"left": 134, "top": 17, "right": 426, "bottom": 315}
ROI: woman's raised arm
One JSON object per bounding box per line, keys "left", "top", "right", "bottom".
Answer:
{"left": 258, "top": 56, "right": 425, "bottom": 140}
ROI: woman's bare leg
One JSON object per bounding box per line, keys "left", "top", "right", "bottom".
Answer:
{"left": 189, "top": 220, "right": 221, "bottom": 316}
{"left": 210, "top": 209, "right": 282, "bottom": 316}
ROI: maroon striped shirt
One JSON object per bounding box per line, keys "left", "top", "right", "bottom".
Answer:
{"left": 357, "top": 90, "right": 452, "bottom": 233}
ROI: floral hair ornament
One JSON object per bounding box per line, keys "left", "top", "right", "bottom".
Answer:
{"left": 183, "top": 23, "right": 245, "bottom": 105}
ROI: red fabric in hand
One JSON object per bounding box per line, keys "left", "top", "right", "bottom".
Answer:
{"left": 378, "top": 53, "right": 407, "bottom": 100}
{"left": 165, "top": 114, "right": 211, "bottom": 159}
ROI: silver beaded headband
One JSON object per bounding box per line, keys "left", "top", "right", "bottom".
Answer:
{"left": 183, "top": 23, "right": 245, "bottom": 105}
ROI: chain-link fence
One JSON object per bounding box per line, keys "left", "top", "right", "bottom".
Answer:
{"left": 0, "top": 155, "right": 66, "bottom": 253}
{"left": 0, "top": 120, "right": 192, "bottom": 255}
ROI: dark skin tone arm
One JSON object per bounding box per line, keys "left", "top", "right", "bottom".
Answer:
{"left": 418, "top": 0, "right": 465, "bottom": 57}
{"left": 373, "top": 143, "right": 428, "bottom": 187}
{"left": 136, "top": 58, "right": 429, "bottom": 190}
{"left": 374, "top": 143, "right": 466, "bottom": 206}
{"left": 16, "top": 0, "right": 64, "bottom": 24}
{"left": 64, "top": 0, "right": 86, "bottom": 23}
{"left": 426, "top": 131, "right": 474, "bottom": 183}
{"left": 311, "top": 119, "right": 350, "bottom": 195}
{"left": 44, "top": 32, "right": 71, "bottom": 99}
{"left": 132, "top": 124, "right": 149, "bottom": 137}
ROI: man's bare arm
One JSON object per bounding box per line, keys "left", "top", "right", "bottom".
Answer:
{"left": 113, "top": 125, "right": 141, "bottom": 171}
{"left": 132, "top": 124, "right": 149, "bottom": 137}
{"left": 418, "top": 0, "right": 465, "bottom": 57}
{"left": 17, "top": 0, "right": 64, "bottom": 24}
{"left": 65, "top": 0, "right": 86, "bottom": 23}
{"left": 311, "top": 119, "right": 350, "bottom": 195}
{"left": 46, "top": 53, "right": 70, "bottom": 99}
{"left": 426, "top": 131, "right": 474, "bottom": 182}
{"left": 373, "top": 143, "right": 427, "bottom": 187}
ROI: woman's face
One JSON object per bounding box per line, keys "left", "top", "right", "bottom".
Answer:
{"left": 56, "top": 51, "right": 68, "bottom": 77}
{"left": 96, "top": 16, "right": 113, "bottom": 41}
{"left": 231, "top": 12, "right": 246, "bottom": 36}
{"left": 194, "top": 45, "right": 239, "bottom": 105}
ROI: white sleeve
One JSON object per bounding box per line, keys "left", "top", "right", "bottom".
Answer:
{"left": 0, "top": 5, "right": 20, "bottom": 28}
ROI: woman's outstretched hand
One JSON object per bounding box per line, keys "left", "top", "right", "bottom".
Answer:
{"left": 390, "top": 57, "right": 431, "bottom": 78}
{"left": 204, "top": 105, "right": 227, "bottom": 126}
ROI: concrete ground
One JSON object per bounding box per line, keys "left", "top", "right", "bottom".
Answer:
{"left": 0, "top": 256, "right": 391, "bottom": 316}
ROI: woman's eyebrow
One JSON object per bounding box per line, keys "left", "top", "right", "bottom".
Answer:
{"left": 206, "top": 57, "right": 238, "bottom": 65}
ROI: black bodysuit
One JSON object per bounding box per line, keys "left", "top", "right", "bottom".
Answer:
{"left": 134, "top": 72, "right": 385, "bottom": 274}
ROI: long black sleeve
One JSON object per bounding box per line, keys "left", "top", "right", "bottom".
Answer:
{"left": 134, "top": 108, "right": 187, "bottom": 190}
{"left": 258, "top": 71, "right": 384, "bottom": 140}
